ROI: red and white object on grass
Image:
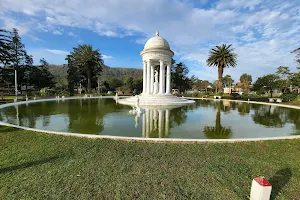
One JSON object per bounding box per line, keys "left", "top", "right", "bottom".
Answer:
{"left": 250, "top": 176, "right": 272, "bottom": 200}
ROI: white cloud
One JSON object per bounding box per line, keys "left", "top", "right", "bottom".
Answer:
{"left": 1, "top": 0, "right": 299, "bottom": 80}
{"left": 135, "top": 38, "right": 148, "bottom": 45}
{"left": 216, "top": 0, "right": 262, "bottom": 10}
{"left": 29, "top": 35, "right": 42, "bottom": 41}
{"left": 37, "top": 23, "right": 49, "bottom": 32}
{"left": 0, "top": 16, "right": 29, "bottom": 35}
{"left": 0, "top": 0, "right": 240, "bottom": 41}
{"left": 68, "top": 32, "right": 77, "bottom": 37}
{"left": 241, "top": 31, "right": 256, "bottom": 42}
{"left": 102, "top": 55, "right": 113, "bottom": 59}
{"left": 46, "top": 49, "right": 69, "bottom": 55}
{"left": 28, "top": 48, "right": 68, "bottom": 65}
{"left": 53, "top": 30, "right": 63, "bottom": 35}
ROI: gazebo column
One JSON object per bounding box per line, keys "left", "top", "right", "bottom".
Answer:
{"left": 146, "top": 109, "right": 150, "bottom": 137}
{"left": 150, "top": 65, "right": 154, "bottom": 94}
{"left": 165, "top": 109, "right": 170, "bottom": 137}
{"left": 150, "top": 109, "right": 153, "bottom": 132}
{"left": 143, "top": 61, "right": 147, "bottom": 94}
{"left": 158, "top": 110, "right": 164, "bottom": 138}
{"left": 147, "top": 60, "right": 151, "bottom": 94}
{"left": 142, "top": 113, "right": 146, "bottom": 137}
{"left": 159, "top": 60, "right": 165, "bottom": 94}
{"left": 166, "top": 62, "right": 171, "bottom": 94}
{"left": 153, "top": 110, "right": 158, "bottom": 130}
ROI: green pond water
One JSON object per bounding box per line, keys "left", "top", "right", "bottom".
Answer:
{"left": 0, "top": 98, "right": 299, "bottom": 139}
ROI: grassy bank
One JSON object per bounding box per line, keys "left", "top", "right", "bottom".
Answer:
{"left": 0, "top": 126, "right": 300, "bottom": 199}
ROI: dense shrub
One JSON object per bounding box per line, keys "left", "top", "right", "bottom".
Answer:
{"left": 247, "top": 97, "right": 270, "bottom": 102}
{"left": 280, "top": 93, "right": 299, "bottom": 101}
{"left": 221, "top": 95, "right": 269, "bottom": 102}
{"left": 222, "top": 96, "right": 235, "bottom": 100}
{"left": 192, "top": 91, "right": 199, "bottom": 97}
{"left": 256, "top": 89, "right": 266, "bottom": 95}
{"left": 29, "top": 91, "right": 40, "bottom": 97}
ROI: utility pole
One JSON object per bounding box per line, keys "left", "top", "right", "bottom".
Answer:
{"left": 15, "top": 69, "right": 18, "bottom": 100}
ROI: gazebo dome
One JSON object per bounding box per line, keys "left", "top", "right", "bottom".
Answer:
{"left": 144, "top": 31, "right": 170, "bottom": 50}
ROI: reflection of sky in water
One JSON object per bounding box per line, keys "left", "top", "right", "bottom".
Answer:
{"left": 103, "top": 112, "right": 143, "bottom": 137}
{"left": 35, "top": 115, "right": 70, "bottom": 132}
{"left": 0, "top": 99, "right": 299, "bottom": 139}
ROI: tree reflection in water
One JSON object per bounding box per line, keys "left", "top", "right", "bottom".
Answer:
{"left": 0, "top": 99, "right": 128, "bottom": 134}
{"left": 0, "top": 98, "right": 300, "bottom": 138}
{"left": 203, "top": 102, "right": 232, "bottom": 139}
{"left": 67, "top": 98, "right": 126, "bottom": 134}
{"left": 237, "top": 102, "right": 251, "bottom": 116}
{"left": 252, "top": 105, "right": 285, "bottom": 128}
{"left": 0, "top": 101, "right": 62, "bottom": 128}
{"left": 287, "top": 108, "right": 300, "bottom": 131}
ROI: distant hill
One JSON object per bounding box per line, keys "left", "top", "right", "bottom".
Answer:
{"left": 48, "top": 64, "right": 68, "bottom": 86}
{"left": 47, "top": 64, "right": 143, "bottom": 86}
{"left": 100, "top": 65, "right": 143, "bottom": 80}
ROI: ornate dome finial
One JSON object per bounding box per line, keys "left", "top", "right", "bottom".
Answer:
{"left": 156, "top": 31, "right": 159, "bottom": 36}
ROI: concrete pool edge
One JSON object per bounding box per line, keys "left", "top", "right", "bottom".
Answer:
{"left": 0, "top": 96, "right": 300, "bottom": 143}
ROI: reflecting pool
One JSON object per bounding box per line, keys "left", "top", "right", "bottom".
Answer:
{"left": 0, "top": 98, "right": 299, "bottom": 139}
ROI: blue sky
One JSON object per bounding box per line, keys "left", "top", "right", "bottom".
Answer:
{"left": 0, "top": 0, "right": 299, "bottom": 82}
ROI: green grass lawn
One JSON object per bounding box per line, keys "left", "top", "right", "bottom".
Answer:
{"left": 0, "top": 126, "right": 299, "bottom": 199}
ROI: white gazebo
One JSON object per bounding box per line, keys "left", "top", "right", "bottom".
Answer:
{"left": 141, "top": 31, "right": 173, "bottom": 95}
{"left": 117, "top": 31, "right": 194, "bottom": 106}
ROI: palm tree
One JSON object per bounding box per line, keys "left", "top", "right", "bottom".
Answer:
{"left": 65, "top": 53, "right": 79, "bottom": 95}
{"left": 206, "top": 44, "right": 237, "bottom": 92}
{"left": 72, "top": 45, "right": 104, "bottom": 93}
{"left": 0, "top": 29, "right": 12, "bottom": 65}
{"left": 203, "top": 102, "right": 232, "bottom": 139}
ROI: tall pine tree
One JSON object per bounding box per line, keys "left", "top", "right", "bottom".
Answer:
{"left": 9, "top": 28, "right": 28, "bottom": 90}
{"left": 0, "top": 29, "right": 12, "bottom": 65}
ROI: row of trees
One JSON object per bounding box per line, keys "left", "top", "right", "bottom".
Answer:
{"left": 65, "top": 45, "right": 144, "bottom": 95}
{"left": 189, "top": 73, "right": 253, "bottom": 94}
{"left": 2, "top": 27, "right": 299, "bottom": 97}
{"left": 103, "top": 77, "right": 143, "bottom": 93}
{"left": 253, "top": 66, "right": 300, "bottom": 97}
{"left": 205, "top": 43, "right": 300, "bottom": 97}
{"left": 0, "top": 28, "right": 54, "bottom": 93}
{"left": 65, "top": 48, "right": 192, "bottom": 95}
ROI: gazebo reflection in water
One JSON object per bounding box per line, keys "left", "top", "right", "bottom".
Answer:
{"left": 132, "top": 107, "right": 171, "bottom": 138}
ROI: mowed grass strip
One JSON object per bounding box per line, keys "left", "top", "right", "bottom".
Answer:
{"left": 0, "top": 126, "right": 299, "bottom": 199}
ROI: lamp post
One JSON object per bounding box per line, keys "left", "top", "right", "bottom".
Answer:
{"left": 15, "top": 69, "right": 18, "bottom": 97}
